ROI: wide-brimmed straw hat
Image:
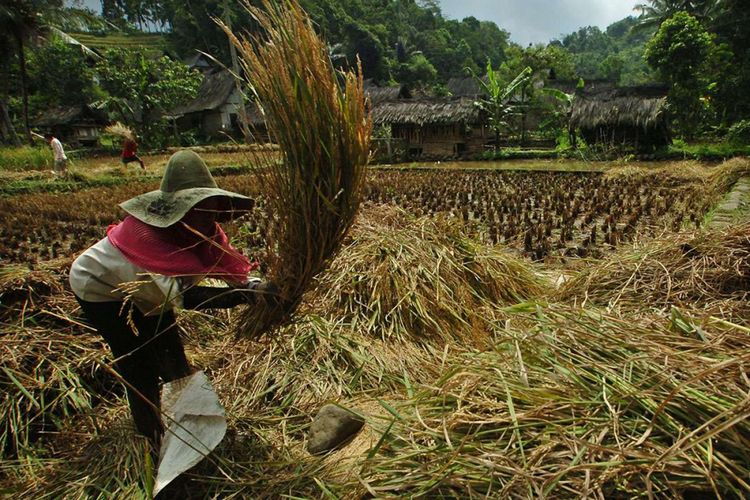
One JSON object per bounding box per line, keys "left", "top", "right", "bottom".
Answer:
{"left": 120, "top": 150, "right": 252, "bottom": 227}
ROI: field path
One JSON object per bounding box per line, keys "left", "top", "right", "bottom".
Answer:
{"left": 709, "top": 175, "right": 750, "bottom": 227}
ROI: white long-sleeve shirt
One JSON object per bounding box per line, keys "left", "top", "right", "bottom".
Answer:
{"left": 50, "top": 138, "right": 67, "bottom": 161}
{"left": 70, "top": 237, "right": 186, "bottom": 316}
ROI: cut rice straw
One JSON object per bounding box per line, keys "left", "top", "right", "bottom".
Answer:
{"left": 103, "top": 122, "right": 135, "bottom": 142}
{"left": 557, "top": 221, "right": 750, "bottom": 317}
{"left": 221, "top": 0, "right": 372, "bottom": 338}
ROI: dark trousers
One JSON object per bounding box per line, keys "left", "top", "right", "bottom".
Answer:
{"left": 75, "top": 297, "right": 191, "bottom": 444}
{"left": 122, "top": 155, "right": 145, "bottom": 169}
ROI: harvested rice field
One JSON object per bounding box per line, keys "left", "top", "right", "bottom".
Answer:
{"left": 2, "top": 158, "right": 750, "bottom": 498}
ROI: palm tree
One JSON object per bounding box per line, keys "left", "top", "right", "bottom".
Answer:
{"left": 633, "top": 0, "right": 726, "bottom": 32}
{"left": 0, "top": 0, "right": 97, "bottom": 143}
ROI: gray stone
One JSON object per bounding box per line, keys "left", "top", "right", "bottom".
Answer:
{"left": 307, "top": 404, "right": 365, "bottom": 455}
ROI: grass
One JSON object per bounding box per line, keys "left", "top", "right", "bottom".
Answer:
{"left": 0, "top": 146, "right": 54, "bottom": 172}
{"left": 658, "top": 141, "right": 750, "bottom": 161}
{"left": 0, "top": 152, "right": 257, "bottom": 196}
{"left": 348, "top": 305, "right": 750, "bottom": 498}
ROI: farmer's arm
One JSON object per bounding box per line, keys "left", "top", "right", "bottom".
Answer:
{"left": 182, "top": 281, "right": 279, "bottom": 310}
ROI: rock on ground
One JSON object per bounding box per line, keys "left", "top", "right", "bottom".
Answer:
{"left": 307, "top": 404, "right": 365, "bottom": 455}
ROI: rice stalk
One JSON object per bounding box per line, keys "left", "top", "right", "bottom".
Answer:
{"left": 0, "top": 323, "right": 113, "bottom": 459}
{"left": 103, "top": 122, "right": 135, "bottom": 142}
{"left": 221, "top": 0, "right": 372, "bottom": 337}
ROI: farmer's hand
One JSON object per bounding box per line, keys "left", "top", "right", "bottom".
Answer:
{"left": 241, "top": 280, "right": 281, "bottom": 307}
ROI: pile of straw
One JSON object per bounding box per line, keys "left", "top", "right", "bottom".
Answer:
{"left": 0, "top": 264, "right": 63, "bottom": 319}
{"left": 222, "top": 0, "right": 371, "bottom": 337}
{"left": 0, "top": 265, "right": 114, "bottom": 459}
{"left": 313, "top": 205, "right": 546, "bottom": 344}
{"left": 103, "top": 122, "right": 135, "bottom": 142}
{"left": 347, "top": 306, "right": 750, "bottom": 497}
{"left": 557, "top": 222, "right": 750, "bottom": 315}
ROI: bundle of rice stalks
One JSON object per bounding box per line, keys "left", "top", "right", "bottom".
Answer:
{"left": 312, "top": 205, "right": 547, "bottom": 344}
{"left": 557, "top": 222, "right": 750, "bottom": 315}
{"left": 349, "top": 305, "right": 750, "bottom": 498}
{"left": 103, "top": 122, "right": 135, "bottom": 142}
{"left": 222, "top": 0, "right": 371, "bottom": 337}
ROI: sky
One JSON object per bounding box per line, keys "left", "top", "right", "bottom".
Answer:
{"left": 438, "top": 0, "right": 640, "bottom": 46}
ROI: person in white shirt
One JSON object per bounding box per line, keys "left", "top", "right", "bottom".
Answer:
{"left": 44, "top": 133, "right": 67, "bottom": 175}
{"left": 70, "top": 150, "right": 278, "bottom": 449}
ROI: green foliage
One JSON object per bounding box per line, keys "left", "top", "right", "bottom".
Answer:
{"left": 27, "top": 40, "right": 97, "bottom": 113}
{"left": 395, "top": 53, "right": 437, "bottom": 86}
{"left": 645, "top": 12, "right": 717, "bottom": 139}
{"left": 471, "top": 63, "right": 532, "bottom": 149}
{"left": 657, "top": 139, "right": 750, "bottom": 160}
{"left": 300, "top": 0, "right": 510, "bottom": 85}
{"left": 96, "top": 48, "right": 201, "bottom": 148}
{"left": 476, "top": 148, "right": 558, "bottom": 161}
{"left": 538, "top": 87, "right": 574, "bottom": 141}
{"left": 727, "top": 120, "right": 750, "bottom": 145}
{"left": 558, "top": 18, "right": 653, "bottom": 85}
{"left": 712, "top": 0, "right": 750, "bottom": 122}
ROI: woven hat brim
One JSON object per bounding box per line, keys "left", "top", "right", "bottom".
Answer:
{"left": 120, "top": 187, "right": 252, "bottom": 228}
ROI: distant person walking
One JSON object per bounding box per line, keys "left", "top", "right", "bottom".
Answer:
{"left": 121, "top": 137, "right": 146, "bottom": 170}
{"left": 45, "top": 133, "right": 67, "bottom": 175}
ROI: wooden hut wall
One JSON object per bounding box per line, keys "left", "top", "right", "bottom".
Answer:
{"left": 579, "top": 124, "right": 670, "bottom": 151}
{"left": 392, "top": 123, "right": 487, "bottom": 157}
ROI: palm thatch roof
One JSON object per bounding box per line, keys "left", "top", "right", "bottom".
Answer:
{"left": 446, "top": 76, "right": 490, "bottom": 97}
{"left": 171, "top": 70, "right": 237, "bottom": 116}
{"left": 545, "top": 78, "right": 616, "bottom": 94}
{"left": 570, "top": 85, "right": 669, "bottom": 130}
{"left": 372, "top": 98, "right": 482, "bottom": 126}
{"left": 31, "top": 105, "right": 108, "bottom": 127}
{"left": 366, "top": 85, "right": 411, "bottom": 104}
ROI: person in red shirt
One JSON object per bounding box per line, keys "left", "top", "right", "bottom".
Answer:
{"left": 121, "top": 137, "right": 146, "bottom": 170}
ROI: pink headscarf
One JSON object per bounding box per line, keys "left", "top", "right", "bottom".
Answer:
{"left": 107, "top": 215, "right": 256, "bottom": 284}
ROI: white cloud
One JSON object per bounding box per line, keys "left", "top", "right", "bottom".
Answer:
{"left": 439, "top": 0, "right": 638, "bottom": 46}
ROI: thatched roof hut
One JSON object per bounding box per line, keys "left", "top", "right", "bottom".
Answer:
{"left": 569, "top": 84, "right": 670, "bottom": 151}
{"left": 364, "top": 80, "right": 411, "bottom": 104}
{"left": 171, "top": 70, "right": 237, "bottom": 117}
{"left": 372, "top": 98, "right": 481, "bottom": 126}
{"left": 446, "top": 76, "right": 488, "bottom": 98}
{"left": 31, "top": 105, "right": 108, "bottom": 146}
{"left": 170, "top": 69, "right": 243, "bottom": 137}
{"left": 546, "top": 78, "right": 616, "bottom": 95}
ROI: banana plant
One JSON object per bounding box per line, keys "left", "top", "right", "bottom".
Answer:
{"left": 470, "top": 61, "right": 533, "bottom": 152}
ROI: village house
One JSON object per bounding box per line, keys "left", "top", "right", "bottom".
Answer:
{"left": 372, "top": 97, "right": 488, "bottom": 159}
{"left": 364, "top": 80, "right": 412, "bottom": 105}
{"left": 170, "top": 69, "right": 243, "bottom": 139}
{"left": 569, "top": 84, "right": 670, "bottom": 152}
{"left": 31, "top": 105, "right": 108, "bottom": 147}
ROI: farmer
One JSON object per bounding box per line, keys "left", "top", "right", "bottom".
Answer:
{"left": 70, "top": 149, "right": 276, "bottom": 448}
{"left": 44, "top": 133, "right": 68, "bottom": 175}
{"left": 121, "top": 136, "right": 146, "bottom": 170}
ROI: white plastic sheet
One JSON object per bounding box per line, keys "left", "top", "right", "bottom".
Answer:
{"left": 153, "top": 371, "right": 227, "bottom": 496}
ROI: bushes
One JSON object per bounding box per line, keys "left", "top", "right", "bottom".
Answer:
{"left": 727, "top": 120, "right": 750, "bottom": 146}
